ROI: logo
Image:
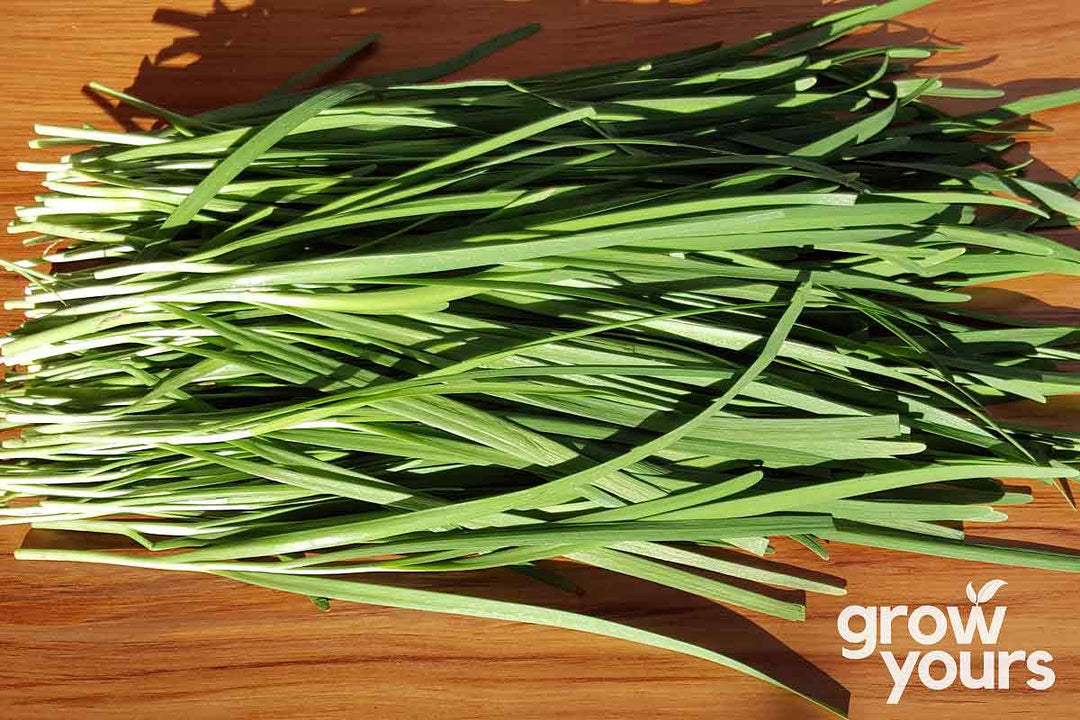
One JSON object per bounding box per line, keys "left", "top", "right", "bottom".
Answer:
{"left": 836, "top": 580, "right": 1055, "bottom": 704}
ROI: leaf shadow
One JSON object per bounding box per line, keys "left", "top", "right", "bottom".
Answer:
{"left": 342, "top": 558, "right": 852, "bottom": 717}
{"left": 962, "top": 284, "right": 1080, "bottom": 326}
{"left": 85, "top": 0, "right": 954, "bottom": 128}
{"left": 908, "top": 76, "right": 1080, "bottom": 187}
{"left": 961, "top": 532, "right": 1080, "bottom": 558}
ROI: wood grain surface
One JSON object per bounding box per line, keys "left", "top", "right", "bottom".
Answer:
{"left": 2, "top": 1, "right": 1080, "bottom": 718}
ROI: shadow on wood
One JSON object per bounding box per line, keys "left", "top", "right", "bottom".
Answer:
{"left": 85, "top": 0, "right": 938, "bottom": 124}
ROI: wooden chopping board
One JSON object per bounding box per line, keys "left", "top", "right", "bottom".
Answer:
{"left": 1, "top": 1, "right": 1079, "bottom": 718}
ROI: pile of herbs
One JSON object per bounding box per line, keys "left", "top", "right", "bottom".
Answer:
{"left": 4, "top": 0, "right": 1080, "bottom": 712}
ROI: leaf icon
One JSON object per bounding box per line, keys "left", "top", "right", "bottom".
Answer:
{"left": 965, "top": 582, "right": 978, "bottom": 605}
{"left": 976, "top": 579, "right": 1007, "bottom": 605}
